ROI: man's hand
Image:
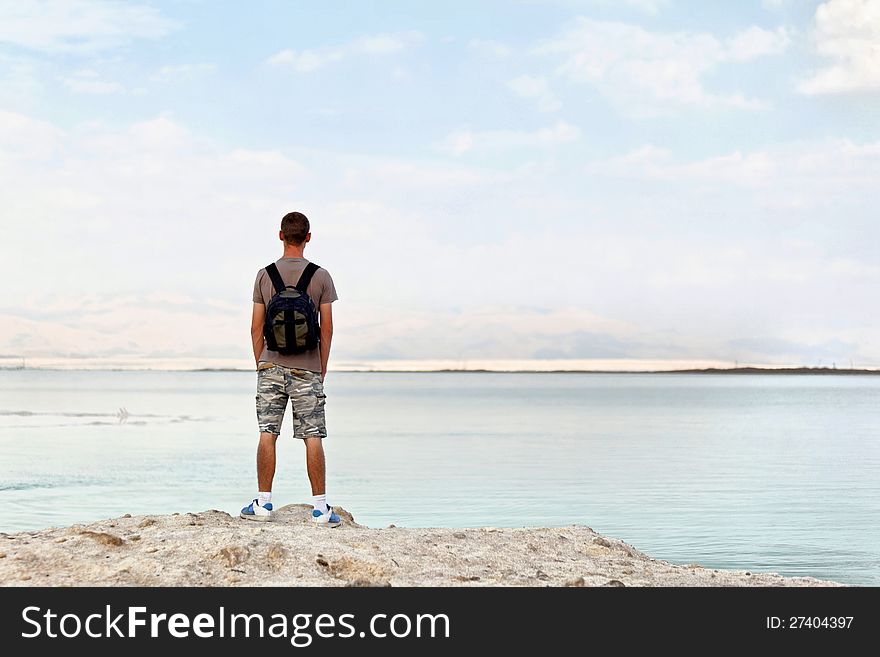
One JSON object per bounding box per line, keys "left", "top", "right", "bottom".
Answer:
{"left": 251, "top": 302, "right": 266, "bottom": 367}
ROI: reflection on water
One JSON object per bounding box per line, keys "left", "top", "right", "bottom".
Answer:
{"left": 0, "top": 408, "right": 210, "bottom": 428}
{"left": 0, "top": 369, "right": 878, "bottom": 584}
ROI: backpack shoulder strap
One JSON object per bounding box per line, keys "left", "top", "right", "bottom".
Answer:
{"left": 294, "top": 262, "right": 320, "bottom": 293}
{"left": 265, "top": 263, "right": 287, "bottom": 295}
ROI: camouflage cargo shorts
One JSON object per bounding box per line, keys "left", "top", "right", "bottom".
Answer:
{"left": 255, "top": 362, "right": 327, "bottom": 439}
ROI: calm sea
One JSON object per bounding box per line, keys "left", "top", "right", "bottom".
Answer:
{"left": 1, "top": 370, "right": 878, "bottom": 585}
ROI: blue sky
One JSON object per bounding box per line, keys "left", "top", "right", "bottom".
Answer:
{"left": 1, "top": 0, "right": 878, "bottom": 369}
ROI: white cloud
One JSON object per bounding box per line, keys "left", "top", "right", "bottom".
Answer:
{"left": 586, "top": 0, "right": 670, "bottom": 14}
{"left": 0, "top": 54, "right": 44, "bottom": 109}
{"left": 534, "top": 19, "right": 789, "bottom": 115}
{"left": 0, "top": 111, "right": 546, "bottom": 365}
{"left": 468, "top": 38, "right": 512, "bottom": 57}
{"left": 508, "top": 75, "right": 562, "bottom": 111}
{"left": 727, "top": 26, "right": 791, "bottom": 61}
{"left": 799, "top": 0, "right": 880, "bottom": 94}
{"left": 436, "top": 120, "right": 580, "bottom": 155}
{"left": 620, "top": 0, "right": 669, "bottom": 13}
{"left": 0, "top": 111, "right": 309, "bottom": 274}
{"left": 0, "top": 110, "right": 63, "bottom": 160}
{"left": 356, "top": 32, "right": 420, "bottom": 54}
{"left": 0, "top": 0, "right": 176, "bottom": 53}
{"left": 527, "top": 0, "right": 670, "bottom": 14}
{"left": 586, "top": 144, "right": 777, "bottom": 185}
{"left": 583, "top": 138, "right": 880, "bottom": 212}
{"left": 151, "top": 63, "right": 216, "bottom": 82}
{"left": 266, "top": 49, "right": 330, "bottom": 71}
{"left": 64, "top": 69, "right": 125, "bottom": 95}
{"left": 265, "top": 31, "right": 424, "bottom": 72}
{"left": 1, "top": 110, "right": 878, "bottom": 368}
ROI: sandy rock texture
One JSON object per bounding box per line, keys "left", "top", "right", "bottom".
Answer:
{"left": 0, "top": 505, "right": 841, "bottom": 587}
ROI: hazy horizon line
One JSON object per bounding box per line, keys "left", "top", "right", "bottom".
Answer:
{"left": 2, "top": 356, "right": 878, "bottom": 374}
{"left": 1, "top": 365, "right": 878, "bottom": 375}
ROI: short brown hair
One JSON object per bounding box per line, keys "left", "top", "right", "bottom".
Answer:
{"left": 280, "top": 211, "right": 310, "bottom": 245}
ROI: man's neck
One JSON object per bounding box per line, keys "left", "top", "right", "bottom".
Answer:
{"left": 281, "top": 247, "right": 305, "bottom": 259}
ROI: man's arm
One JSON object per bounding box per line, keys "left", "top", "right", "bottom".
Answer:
{"left": 251, "top": 302, "right": 265, "bottom": 368}
{"left": 319, "top": 302, "right": 333, "bottom": 381}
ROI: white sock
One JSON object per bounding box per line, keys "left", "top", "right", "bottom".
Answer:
{"left": 312, "top": 494, "right": 328, "bottom": 514}
{"left": 257, "top": 491, "right": 272, "bottom": 506}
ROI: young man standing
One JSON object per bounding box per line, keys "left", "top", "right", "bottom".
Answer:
{"left": 241, "top": 211, "right": 341, "bottom": 526}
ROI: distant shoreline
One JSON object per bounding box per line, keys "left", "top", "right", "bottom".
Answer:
{"left": 1, "top": 366, "right": 878, "bottom": 375}
{"left": 203, "top": 366, "right": 880, "bottom": 375}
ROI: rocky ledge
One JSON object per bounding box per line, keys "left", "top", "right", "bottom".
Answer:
{"left": 0, "top": 506, "right": 840, "bottom": 587}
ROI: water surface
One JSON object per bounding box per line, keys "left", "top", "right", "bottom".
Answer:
{"left": 1, "top": 370, "right": 877, "bottom": 584}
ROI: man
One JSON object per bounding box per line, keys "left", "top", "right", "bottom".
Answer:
{"left": 241, "top": 211, "right": 341, "bottom": 527}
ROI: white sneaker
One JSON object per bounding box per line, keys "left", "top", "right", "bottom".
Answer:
{"left": 311, "top": 506, "right": 342, "bottom": 528}
{"left": 240, "top": 499, "right": 274, "bottom": 521}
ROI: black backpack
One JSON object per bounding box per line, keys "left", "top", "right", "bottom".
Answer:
{"left": 262, "top": 261, "right": 321, "bottom": 355}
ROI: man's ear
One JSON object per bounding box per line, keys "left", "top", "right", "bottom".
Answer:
{"left": 279, "top": 230, "right": 285, "bottom": 242}
{"left": 304, "top": 232, "right": 311, "bottom": 243}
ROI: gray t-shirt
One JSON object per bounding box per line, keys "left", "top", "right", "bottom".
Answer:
{"left": 253, "top": 257, "right": 339, "bottom": 372}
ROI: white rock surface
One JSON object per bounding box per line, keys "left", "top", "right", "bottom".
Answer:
{"left": 0, "top": 505, "right": 841, "bottom": 587}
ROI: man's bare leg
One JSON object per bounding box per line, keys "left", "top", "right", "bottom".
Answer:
{"left": 257, "top": 432, "right": 278, "bottom": 492}
{"left": 240, "top": 432, "right": 278, "bottom": 520}
{"left": 303, "top": 436, "right": 325, "bottom": 495}
{"left": 305, "top": 437, "right": 339, "bottom": 526}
